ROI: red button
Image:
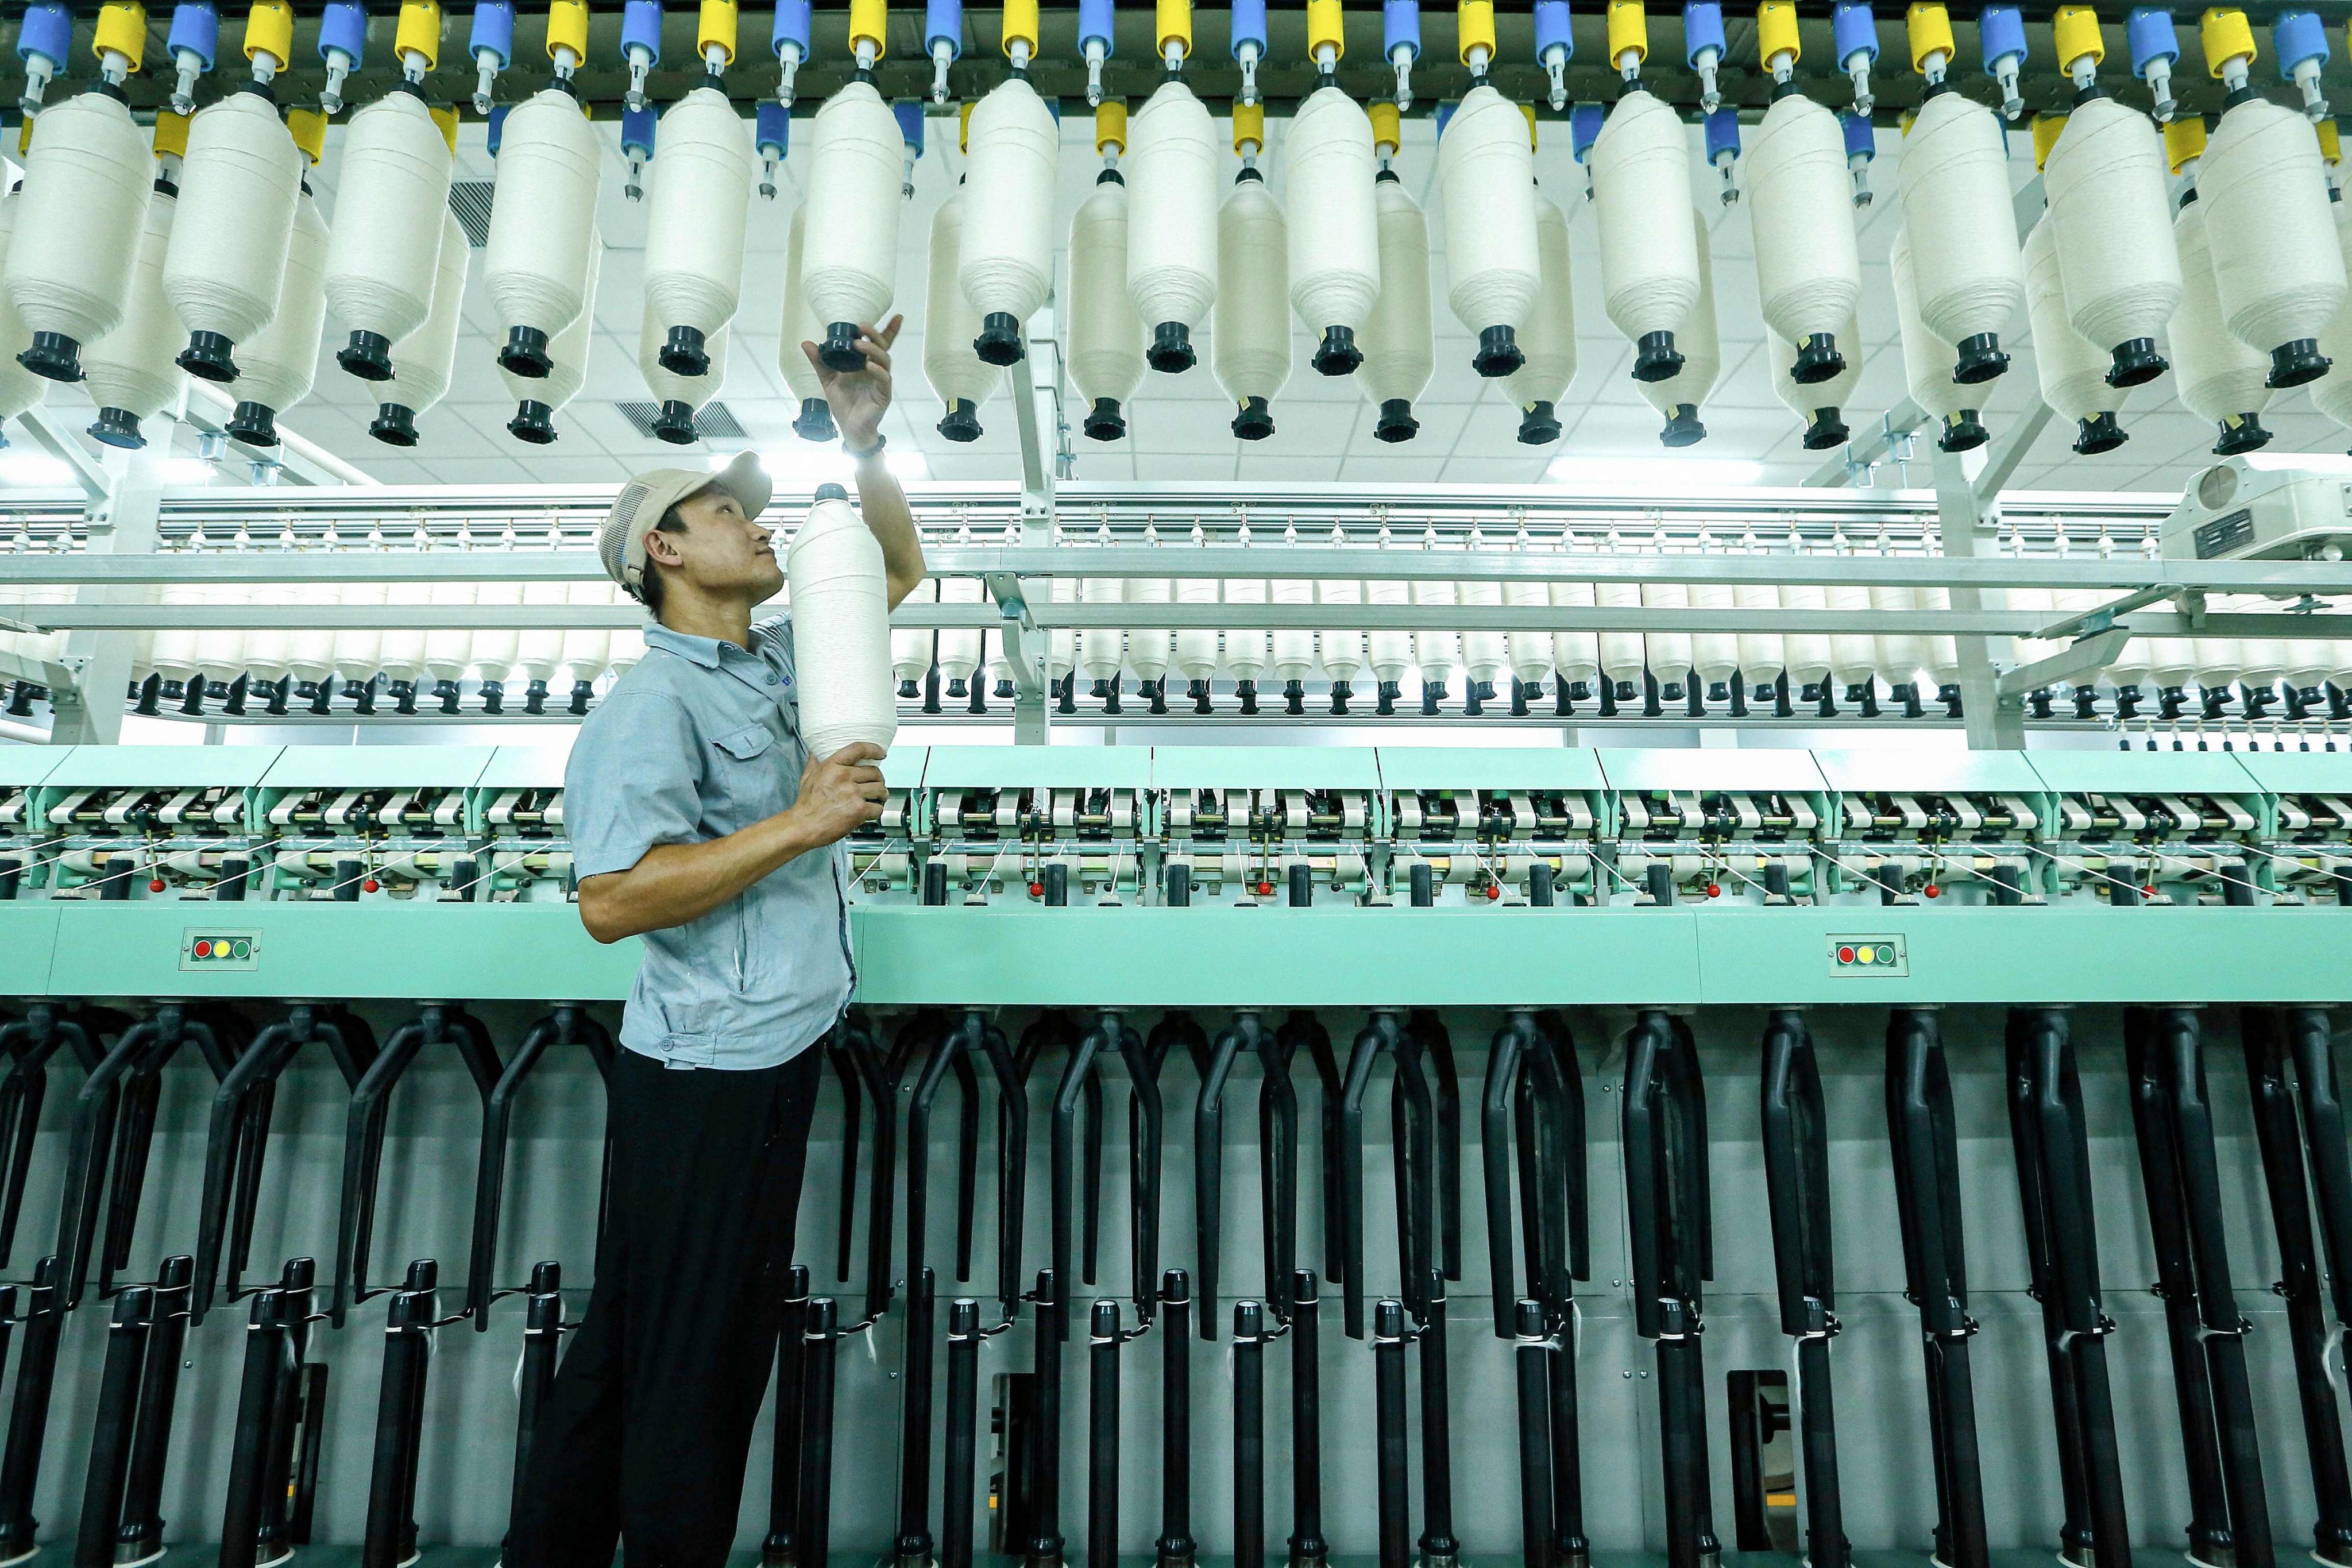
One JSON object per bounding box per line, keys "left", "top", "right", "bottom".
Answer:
{"left": 362, "top": 878, "right": 381, "bottom": 894}
{"left": 1705, "top": 882, "right": 1721, "bottom": 898}
{"left": 148, "top": 879, "right": 165, "bottom": 893}
{"left": 1484, "top": 884, "right": 1500, "bottom": 901}
{"left": 1837, "top": 945, "right": 1855, "bottom": 964}
{"left": 1924, "top": 883, "right": 1942, "bottom": 898}
{"left": 192, "top": 940, "right": 211, "bottom": 959}
{"left": 1028, "top": 881, "right": 1044, "bottom": 897}
{"left": 1256, "top": 882, "right": 1274, "bottom": 897}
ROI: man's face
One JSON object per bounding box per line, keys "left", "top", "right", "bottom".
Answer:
{"left": 646, "top": 486, "right": 785, "bottom": 607}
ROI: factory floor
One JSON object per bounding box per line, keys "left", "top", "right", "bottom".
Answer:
{"left": 90, "top": 1551, "right": 2084, "bottom": 1566}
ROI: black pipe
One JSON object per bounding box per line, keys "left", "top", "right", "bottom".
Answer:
{"left": 798, "top": 1297, "right": 840, "bottom": 1568}
{"left": 116, "top": 1254, "right": 193, "bottom": 1563}
{"left": 894, "top": 1268, "right": 940, "bottom": 1567}
{"left": 1417, "top": 1270, "right": 1459, "bottom": 1567}
{"left": 1759, "top": 1010, "right": 1849, "bottom": 1568}
{"left": 1513, "top": 1298, "right": 1556, "bottom": 1568}
{"left": 1090, "top": 1299, "right": 1121, "bottom": 1568}
{"left": 1195, "top": 1011, "right": 1298, "bottom": 1339}
{"left": 74, "top": 1284, "right": 152, "bottom": 1568}
{"left": 218, "top": 1258, "right": 314, "bottom": 1568}
{"left": 1234, "top": 1300, "right": 1265, "bottom": 1568}
{"left": 509, "top": 1262, "right": 565, "bottom": 1559}
{"left": 362, "top": 1260, "right": 439, "bottom": 1568}
{"left": 1030, "top": 1267, "right": 1064, "bottom": 1567}
{"left": 1291, "top": 1269, "right": 1326, "bottom": 1568}
{"left": 1373, "top": 1299, "right": 1412, "bottom": 1568}
{"left": 469, "top": 1005, "right": 613, "bottom": 1329}
{"left": 944, "top": 1297, "right": 981, "bottom": 1568}
{"left": 0, "top": 1256, "right": 64, "bottom": 1561}
{"left": 766, "top": 1264, "right": 810, "bottom": 1567}
{"left": 1157, "top": 1269, "right": 1195, "bottom": 1566}
{"left": 0, "top": 1007, "right": 97, "bottom": 1268}
{"left": 1337, "top": 1011, "right": 1435, "bottom": 1340}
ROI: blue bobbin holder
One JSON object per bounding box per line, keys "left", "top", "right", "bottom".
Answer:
{"left": 1535, "top": 0, "right": 1571, "bottom": 59}
{"left": 1833, "top": 2, "right": 1876, "bottom": 64}
{"left": 894, "top": 100, "right": 925, "bottom": 153}
{"left": 1571, "top": 101, "right": 1603, "bottom": 157}
{"left": 320, "top": 0, "right": 366, "bottom": 63}
{"left": 621, "top": 105, "right": 655, "bottom": 156}
{"left": 1841, "top": 109, "right": 1873, "bottom": 157}
{"left": 1683, "top": 0, "right": 1724, "bottom": 63}
{"left": 1980, "top": 3, "right": 2025, "bottom": 70}
{"left": 622, "top": 0, "right": 663, "bottom": 60}
{"left": 756, "top": 98, "right": 790, "bottom": 155}
{"left": 1704, "top": 105, "right": 1739, "bottom": 159}
{"left": 1385, "top": 0, "right": 1421, "bottom": 59}
{"left": 469, "top": 0, "right": 513, "bottom": 65}
{"left": 773, "top": 0, "right": 812, "bottom": 56}
{"left": 927, "top": 0, "right": 962, "bottom": 58}
{"left": 2127, "top": 7, "right": 2177, "bottom": 72}
{"left": 1231, "top": 0, "right": 1268, "bottom": 57}
{"left": 168, "top": 2, "right": 220, "bottom": 67}
{"left": 2277, "top": 10, "right": 2328, "bottom": 75}
{"left": 17, "top": 1, "right": 71, "bottom": 64}
{"left": 1080, "top": 0, "right": 1113, "bottom": 56}
{"left": 486, "top": 102, "right": 510, "bottom": 153}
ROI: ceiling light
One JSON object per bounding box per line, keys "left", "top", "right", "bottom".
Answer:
{"left": 1546, "top": 455, "right": 1770, "bottom": 489}
{"left": 0, "top": 451, "right": 74, "bottom": 487}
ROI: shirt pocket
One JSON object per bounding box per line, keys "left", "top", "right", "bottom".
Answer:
{"left": 710, "top": 720, "right": 786, "bottom": 816}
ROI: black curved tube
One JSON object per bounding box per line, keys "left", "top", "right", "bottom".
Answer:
{"left": 1284, "top": 1012, "right": 1344, "bottom": 1287}
{"left": 467, "top": 1005, "right": 614, "bottom": 1329}
{"left": 1759, "top": 1010, "right": 1848, "bottom": 1568}
{"left": 56, "top": 1014, "right": 160, "bottom": 1310}
{"left": 1408, "top": 1010, "right": 1462, "bottom": 1282}
{"left": 1053, "top": 1024, "right": 1106, "bottom": 1345}
{"left": 0, "top": 1005, "right": 96, "bottom": 1268}
{"left": 1192, "top": 1013, "right": 1251, "bottom": 1338}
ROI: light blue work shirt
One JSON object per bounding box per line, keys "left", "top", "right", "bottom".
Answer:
{"left": 566, "top": 615, "right": 853, "bottom": 1071}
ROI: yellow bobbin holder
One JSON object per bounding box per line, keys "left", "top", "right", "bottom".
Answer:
{"left": 2201, "top": 6, "right": 2254, "bottom": 73}
{"left": 1758, "top": 1, "right": 1800, "bottom": 65}
{"left": 1003, "top": 0, "right": 1041, "bottom": 56}
{"left": 244, "top": 0, "right": 294, "bottom": 67}
{"left": 1905, "top": 2, "right": 1953, "bottom": 72}
{"left": 16, "top": 119, "right": 30, "bottom": 155}
{"left": 1457, "top": 0, "right": 1496, "bottom": 63}
{"left": 1370, "top": 98, "right": 1400, "bottom": 148}
{"left": 699, "top": 0, "right": 738, "bottom": 64}
{"left": 2031, "top": 111, "right": 2064, "bottom": 168}
{"left": 1157, "top": 0, "right": 1192, "bottom": 60}
{"left": 153, "top": 108, "right": 190, "bottom": 156}
{"left": 2320, "top": 117, "right": 2342, "bottom": 162}
{"left": 1606, "top": 0, "right": 1647, "bottom": 63}
{"left": 1232, "top": 98, "right": 1264, "bottom": 151}
{"left": 959, "top": 98, "right": 974, "bottom": 150}
{"left": 1898, "top": 106, "right": 1915, "bottom": 134}
{"left": 2164, "top": 112, "right": 2207, "bottom": 171}
{"left": 429, "top": 102, "right": 459, "bottom": 152}
{"left": 1519, "top": 100, "right": 1536, "bottom": 146}
{"left": 395, "top": 0, "right": 442, "bottom": 66}
{"left": 848, "top": 0, "right": 887, "bottom": 58}
{"left": 1308, "top": 0, "right": 1345, "bottom": 60}
{"left": 287, "top": 105, "right": 326, "bottom": 163}
{"left": 1095, "top": 99, "right": 1128, "bottom": 153}
{"left": 2052, "top": 5, "right": 2102, "bottom": 71}
{"left": 546, "top": 0, "right": 589, "bottom": 60}
{"left": 92, "top": 0, "right": 149, "bottom": 68}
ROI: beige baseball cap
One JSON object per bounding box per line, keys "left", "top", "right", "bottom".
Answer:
{"left": 597, "top": 450, "right": 774, "bottom": 596}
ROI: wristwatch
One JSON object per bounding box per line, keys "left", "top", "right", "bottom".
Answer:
{"left": 843, "top": 433, "right": 887, "bottom": 460}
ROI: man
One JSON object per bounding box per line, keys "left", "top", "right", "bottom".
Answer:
{"left": 507, "top": 318, "right": 925, "bottom": 1568}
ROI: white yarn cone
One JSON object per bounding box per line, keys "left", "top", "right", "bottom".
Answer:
{"left": 787, "top": 487, "right": 898, "bottom": 759}
{"left": 1896, "top": 88, "right": 2024, "bottom": 383}
{"left": 1506, "top": 571, "right": 1551, "bottom": 689}
{"left": 802, "top": 80, "right": 902, "bottom": 365}
{"left": 938, "top": 575, "right": 986, "bottom": 696}
{"left": 2024, "top": 217, "right": 2129, "bottom": 455}
{"left": 778, "top": 204, "right": 834, "bottom": 438}
{"left": 1271, "top": 578, "right": 1318, "bottom": 693}
{"left": 2171, "top": 192, "right": 2274, "bottom": 453}
{"left": 1126, "top": 573, "right": 1173, "bottom": 691}
{"left": 1175, "top": 576, "right": 1222, "bottom": 688}
{"left": 484, "top": 87, "right": 600, "bottom": 368}
{"left": 1080, "top": 576, "right": 1126, "bottom": 689}
{"left": 1360, "top": 170, "right": 1433, "bottom": 439}
{"left": 1367, "top": 573, "right": 1413, "bottom": 688}
{"left": 643, "top": 85, "right": 754, "bottom": 374}
{"left": 323, "top": 89, "right": 453, "bottom": 374}
{"left": 1437, "top": 83, "right": 1540, "bottom": 373}
{"left": 1691, "top": 576, "right": 1741, "bottom": 700}
{"left": 1770, "top": 313, "right": 1860, "bottom": 450}
{"left": 223, "top": 187, "right": 327, "bottom": 446}
{"left": 1215, "top": 170, "right": 1290, "bottom": 436}
{"left": 500, "top": 235, "right": 599, "bottom": 443}
{"left": 163, "top": 89, "right": 301, "bottom": 376}
{"left": 959, "top": 75, "right": 1059, "bottom": 363}
{"left": 1412, "top": 576, "right": 1460, "bottom": 698}
{"left": 894, "top": 578, "right": 938, "bottom": 693}
{"left": 1125, "top": 78, "right": 1221, "bottom": 370}
{"left": 1735, "top": 580, "right": 1786, "bottom": 696}
{"left": 1069, "top": 171, "right": 1145, "bottom": 438}
{"left": 3, "top": 90, "right": 152, "bottom": 375}
{"left": 1594, "top": 87, "right": 1700, "bottom": 381}
{"left": 0, "top": 194, "right": 51, "bottom": 429}
{"left": 1504, "top": 187, "right": 1575, "bottom": 442}
{"left": 1633, "top": 210, "right": 1719, "bottom": 445}
{"left": 1747, "top": 88, "right": 1861, "bottom": 384}
{"left": 638, "top": 299, "right": 731, "bottom": 443}
{"left": 2203, "top": 94, "right": 2346, "bottom": 384}
{"left": 1782, "top": 578, "right": 1834, "bottom": 698}
{"left": 1643, "top": 580, "right": 1694, "bottom": 701}
{"left": 82, "top": 191, "right": 185, "bottom": 447}
{"left": 2044, "top": 92, "right": 2180, "bottom": 385}
{"left": 374, "top": 210, "right": 468, "bottom": 443}
{"left": 1286, "top": 83, "right": 1381, "bottom": 373}
{"left": 1890, "top": 226, "right": 1991, "bottom": 452}
{"left": 2314, "top": 195, "right": 2352, "bottom": 431}
{"left": 1550, "top": 578, "right": 1601, "bottom": 697}
{"left": 926, "top": 186, "right": 999, "bottom": 441}
{"left": 1222, "top": 577, "right": 1272, "bottom": 693}
{"left": 1317, "top": 576, "right": 1366, "bottom": 693}
{"left": 1596, "top": 580, "right": 1646, "bottom": 698}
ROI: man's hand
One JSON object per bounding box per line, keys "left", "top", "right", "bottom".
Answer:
{"left": 789, "top": 741, "right": 887, "bottom": 848}
{"left": 802, "top": 316, "right": 901, "bottom": 450}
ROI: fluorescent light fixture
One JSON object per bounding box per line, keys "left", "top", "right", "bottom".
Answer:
{"left": 713, "top": 445, "right": 932, "bottom": 489}
{"left": 1546, "top": 455, "right": 1770, "bottom": 488}
{"left": 0, "top": 451, "right": 73, "bottom": 487}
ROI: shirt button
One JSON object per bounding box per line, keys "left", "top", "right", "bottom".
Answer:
{"left": 766, "top": 671, "right": 778, "bottom": 685}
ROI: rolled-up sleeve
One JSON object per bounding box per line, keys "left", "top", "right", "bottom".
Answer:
{"left": 566, "top": 692, "right": 703, "bottom": 879}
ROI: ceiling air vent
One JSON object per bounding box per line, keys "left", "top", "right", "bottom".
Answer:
{"left": 614, "top": 401, "right": 747, "bottom": 441}
{"left": 448, "top": 181, "right": 495, "bottom": 247}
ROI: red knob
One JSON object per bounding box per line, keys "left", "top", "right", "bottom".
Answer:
{"left": 1924, "top": 883, "right": 1942, "bottom": 898}
{"left": 1705, "top": 882, "right": 1722, "bottom": 898}
{"left": 1484, "top": 883, "right": 1500, "bottom": 901}
{"left": 1256, "top": 881, "right": 1274, "bottom": 897}
{"left": 2142, "top": 885, "right": 2157, "bottom": 898}
{"left": 1028, "top": 880, "right": 1044, "bottom": 897}
{"left": 362, "top": 877, "right": 381, "bottom": 894}
{"left": 147, "top": 878, "right": 165, "bottom": 893}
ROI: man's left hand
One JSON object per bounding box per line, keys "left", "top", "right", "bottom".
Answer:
{"left": 803, "top": 315, "right": 901, "bottom": 451}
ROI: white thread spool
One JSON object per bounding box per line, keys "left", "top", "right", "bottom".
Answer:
{"left": 1891, "top": 226, "right": 1990, "bottom": 451}
{"left": 1318, "top": 551, "right": 1367, "bottom": 698}
{"left": 484, "top": 86, "right": 599, "bottom": 372}
{"left": 472, "top": 575, "right": 523, "bottom": 704}
{"left": 1550, "top": 576, "right": 1601, "bottom": 696}
{"left": 778, "top": 204, "right": 833, "bottom": 438}
{"left": 644, "top": 84, "right": 754, "bottom": 376}
{"left": 1175, "top": 575, "right": 1222, "bottom": 692}
{"left": 893, "top": 577, "right": 937, "bottom": 695}
{"left": 1272, "top": 577, "right": 1319, "bottom": 697}
{"left": 560, "top": 578, "right": 612, "bottom": 697}
{"left": 423, "top": 577, "right": 478, "bottom": 702}
{"left": 501, "top": 235, "right": 599, "bottom": 443}
{"left": 2171, "top": 192, "right": 2274, "bottom": 452}
{"left": 1596, "top": 579, "right": 1646, "bottom": 699}
{"left": 1633, "top": 210, "right": 1720, "bottom": 445}
{"left": 2315, "top": 194, "right": 2352, "bottom": 432}
{"left": 1868, "top": 539, "right": 1926, "bottom": 698}
{"left": 1048, "top": 577, "right": 1078, "bottom": 693}
{"left": 2024, "top": 217, "right": 2129, "bottom": 455}
{"left": 1360, "top": 169, "right": 1433, "bottom": 439}
{"left": 334, "top": 573, "right": 391, "bottom": 697}
{"left": 788, "top": 485, "right": 898, "bottom": 759}
{"left": 1896, "top": 87, "right": 2024, "bottom": 382}
{"left": 801, "top": 80, "right": 902, "bottom": 367}
{"left": 1125, "top": 77, "right": 1221, "bottom": 370}
{"left": 1412, "top": 571, "right": 1461, "bottom": 701}
{"left": 1367, "top": 571, "right": 1414, "bottom": 690}
{"left": 373, "top": 210, "right": 468, "bottom": 444}
{"left": 82, "top": 191, "right": 184, "bottom": 448}
{"left": 1214, "top": 166, "right": 1290, "bottom": 436}
{"left": 1643, "top": 577, "right": 1695, "bottom": 702}
{"left": 638, "top": 299, "right": 731, "bottom": 443}
{"left": 1080, "top": 575, "right": 1126, "bottom": 693}
{"left": 324, "top": 90, "right": 453, "bottom": 377}
{"left": 3, "top": 90, "right": 152, "bottom": 376}
{"left": 1286, "top": 83, "right": 1381, "bottom": 373}
{"left": 2044, "top": 92, "right": 2180, "bottom": 385}
{"left": 937, "top": 574, "right": 986, "bottom": 698}
{"left": 1781, "top": 571, "right": 1834, "bottom": 701}
{"left": 1825, "top": 569, "right": 1878, "bottom": 699}
{"left": 1438, "top": 83, "right": 1540, "bottom": 373}
{"left": 1222, "top": 577, "right": 1272, "bottom": 694}
{"left": 2203, "top": 93, "right": 2345, "bottom": 383}
{"left": 0, "top": 193, "right": 51, "bottom": 431}
{"left": 925, "top": 187, "right": 999, "bottom": 441}
{"left": 1747, "top": 88, "right": 1861, "bottom": 384}
{"left": 163, "top": 88, "right": 300, "bottom": 377}
{"left": 1768, "top": 315, "right": 1861, "bottom": 450}
{"left": 1594, "top": 87, "right": 1700, "bottom": 381}
{"left": 1506, "top": 542, "right": 1551, "bottom": 692}
{"left": 1069, "top": 169, "right": 1145, "bottom": 439}
{"left": 1735, "top": 573, "right": 1785, "bottom": 699}
{"left": 959, "top": 75, "right": 1059, "bottom": 362}
{"left": 1505, "top": 188, "right": 1576, "bottom": 443}
{"left": 223, "top": 183, "right": 327, "bottom": 446}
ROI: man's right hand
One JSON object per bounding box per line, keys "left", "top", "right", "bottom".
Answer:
{"left": 789, "top": 743, "right": 888, "bottom": 848}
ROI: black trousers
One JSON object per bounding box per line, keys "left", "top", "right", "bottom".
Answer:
{"left": 506, "top": 1040, "right": 825, "bottom": 1568}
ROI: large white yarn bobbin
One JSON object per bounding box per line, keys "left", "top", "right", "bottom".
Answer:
{"left": 373, "top": 210, "right": 469, "bottom": 443}
{"left": 1594, "top": 86, "right": 1701, "bottom": 381}
{"left": 1504, "top": 187, "right": 1575, "bottom": 443}
{"left": 1770, "top": 313, "right": 1860, "bottom": 451}
{"left": 638, "top": 298, "right": 731, "bottom": 443}
{"left": 2314, "top": 195, "right": 2352, "bottom": 431}
{"left": 2171, "top": 191, "right": 2275, "bottom": 453}
{"left": 2023, "top": 217, "right": 2130, "bottom": 455}
{"left": 323, "top": 88, "right": 453, "bottom": 369}
{"left": 1360, "top": 169, "right": 1433, "bottom": 439}
{"left": 643, "top": 84, "right": 754, "bottom": 371}
{"left": 1285, "top": 83, "right": 1381, "bottom": 373}
{"left": 959, "top": 75, "right": 1059, "bottom": 362}
{"left": 1890, "top": 224, "right": 1991, "bottom": 453}
{"left": 1896, "top": 87, "right": 2024, "bottom": 382}
{"left": 925, "top": 185, "right": 999, "bottom": 441}
{"left": 1069, "top": 171, "right": 1145, "bottom": 439}
{"left": 2203, "top": 92, "right": 2346, "bottom": 384}
{"left": 1632, "top": 208, "right": 1718, "bottom": 445}
{"left": 1125, "top": 77, "right": 1221, "bottom": 369}
{"left": 222, "top": 184, "right": 327, "bottom": 446}
{"left": 1437, "top": 82, "right": 1539, "bottom": 373}
{"left": 2044, "top": 92, "right": 2179, "bottom": 385}
{"left": 788, "top": 488, "right": 899, "bottom": 760}
{"left": 801, "top": 80, "right": 903, "bottom": 363}
{"left": 0, "top": 193, "right": 51, "bottom": 428}
{"left": 500, "top": 234, "right": 600, "bottom": 442}
{"left": 778, "top": 204, "right": 833, "bottom": 438}
{"left": 82, "top": 190, "right": 184, "bottom": 446}
{"left": 1214, "top": 167, "right": 1291, "bottom": 437}
{"left": 163, "top": 87, "right": 301, "bottom": 373}
{"left": 484, "top": 87, "right": 601, "bottom": 360}
{"left": 1746, "top": 88, "right": 1861, "bottom": 384}
{"left": 3, "top": 90, "right": 152, "bottom": 373}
